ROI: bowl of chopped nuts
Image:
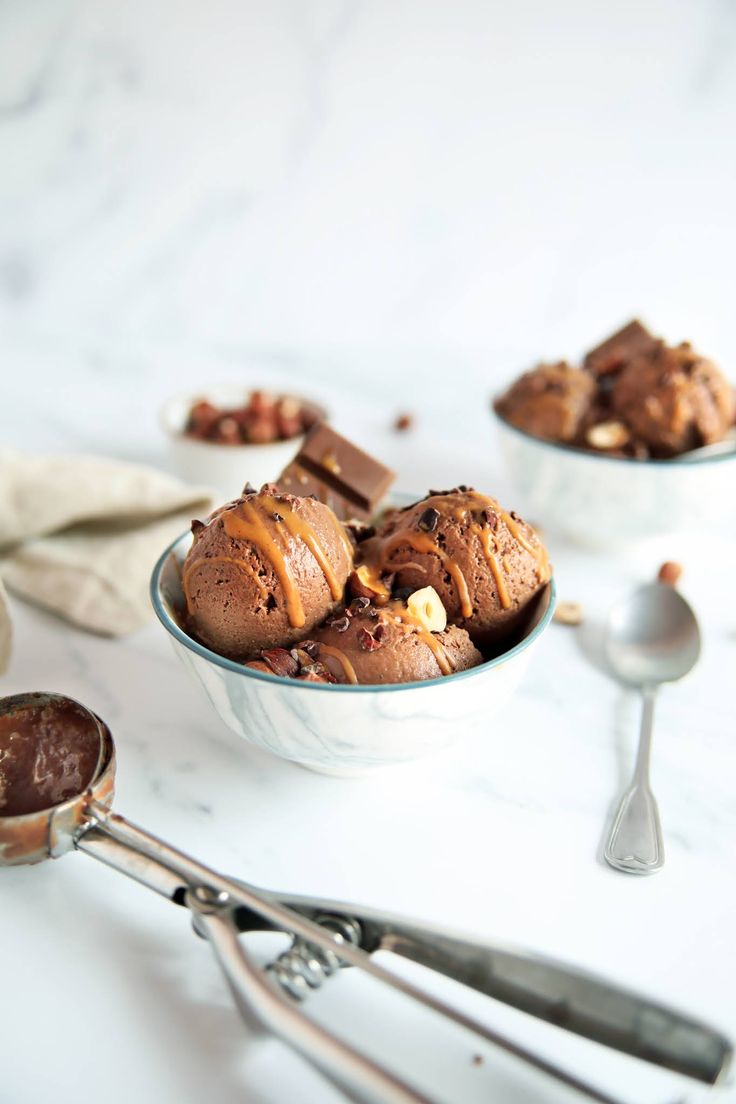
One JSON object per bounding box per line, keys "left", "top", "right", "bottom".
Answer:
{"left": 160, "top": 385, "right": 327, "bottom": 500}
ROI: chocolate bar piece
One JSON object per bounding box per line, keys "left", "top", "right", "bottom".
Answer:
{"left": 278, "top": 424, "right": 395, "bottom": 520}
{"left": 583, "top": 319, "right": 659, "bottom": 377}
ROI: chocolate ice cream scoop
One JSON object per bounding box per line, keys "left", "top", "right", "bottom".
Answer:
{"left": 0, "top": 696, "right": 104, "bottom": 817}
{"left": 247, "top": 593, "right": 483, "bottom": 685}
{"left": 494, "top": 362, "right": 596, "bottom": 443}
{"left": 183, "top": 485, "right": 354, "bottom": 659}
{"left": 361, "top": 489, "right": 551, "bottom": 648}
{"left": 611, "top": 343, "right": 735, "bottom": 457}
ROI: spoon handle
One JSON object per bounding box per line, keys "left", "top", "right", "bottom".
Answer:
{"left": 604, "top": 687, "right": 664, "bottom": 875}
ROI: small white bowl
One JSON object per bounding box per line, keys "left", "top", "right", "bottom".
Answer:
{"left": 493, "top": 412, "right": 736, "bottom": 548}
{"left": 150, "top": 532, "right": 556, "bottom": 776}
{"left": 160, "top": 385, "right": 327, "bottom": 502}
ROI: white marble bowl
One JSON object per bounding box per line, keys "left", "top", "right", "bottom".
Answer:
{"left": 150, "top": 532, "right": 556, "bottom": 775}
{"left": 160, "top": 385, "right": 326, "bottom": 502}
{"left": 493, "top": 412, "right": 736, "bottom": 548}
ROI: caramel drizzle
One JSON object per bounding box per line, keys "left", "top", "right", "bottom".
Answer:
{"left": 259, "top": 495, "right": 345, "bottom": 603}
{"left": 379, "top": 530, "right": 473, "bottom": 618}
{"left": 216, "top": 495, "right": 348, "bottom": 630}
{"left": 389, "top": 603, "right": 454, "bottom": 676}
{"left": 354, "top": 562, "right": 392, "bottom": 601}
{"left": 502, "top": 511, "right": 550, "bottom": 582}
{"left": 318, "top": 643, "right": 359, "bottom": 684}
{"left": 221, "top": 499, "right": 306, "bottom": 627}
{"left": 473, "top": 525, "right": 511, "bottom": 609}
{"left": 182, "top": 555, "right": 268, "bottom": 615}
{"left": 365, "top": 489, "right": 549, "bottom": 615}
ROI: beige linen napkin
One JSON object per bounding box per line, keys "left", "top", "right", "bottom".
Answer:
{"left": 0, "top": 451, "right": 213, "bottom": 670}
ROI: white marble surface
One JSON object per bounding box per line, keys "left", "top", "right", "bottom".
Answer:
{"left": 1, "top": 2, "right": 736, "bottom": 1103}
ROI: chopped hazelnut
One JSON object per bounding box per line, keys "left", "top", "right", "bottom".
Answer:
{"left": 658, "top": 561, "right": 683, "bottom": 587}
{"left": 553, "top": 601, "right": 584, "bottom": 626}
{"left": 348, "top": 565, "right": 391, "bottom": 602}
{"left": 406, "top": 586, "right": 447, "bottom": 632}
{"left": 585, "top": 421, "right": 630, "bottom": 451}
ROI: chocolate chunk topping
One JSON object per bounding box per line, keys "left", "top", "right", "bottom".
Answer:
{"left": 272, "top": 511, "right": 284, "bottom": 522}
{"left": 418, "top": 507, "right": 440, "bottom": 533}
{"left": 327, "top": 615, "right": 351, "bottom": 633}
{"left": 583, "top": 320, "right": 659, "bottom": 377}
{"left": 350, "top": 596, "right": 371, "bottom": 612}
{"left": 242, "top": 482, "right": 257, "bottom": 495}
{"left": 190, "top": 519, "right": 205, "bottom": 535}
{"left": 483, "top": 509, "right": 499, "bottom": 530}
{"left": 277, "top": 424, "right": 395, "bottom": 519}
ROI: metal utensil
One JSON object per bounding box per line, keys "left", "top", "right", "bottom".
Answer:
{"left": 1, "top": 692, "right": 727, "bottom": 1104}
{"left": 604, "top": 583, "right": 701, "bottom": 875}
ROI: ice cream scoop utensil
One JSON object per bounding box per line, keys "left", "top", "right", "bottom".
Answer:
{"left": 1, "top": 694, "right": 728, "bottom": 1104}
{"left": 603, "top": 583, "right": 701, "bottom": 874}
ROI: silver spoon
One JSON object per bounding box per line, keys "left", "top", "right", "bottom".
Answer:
{"left": 603, "top": 582, "right": 701, "bottom": 875}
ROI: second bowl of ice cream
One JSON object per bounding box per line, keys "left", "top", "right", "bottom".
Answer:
{"left": 492, "top": 321, "right": 736, "bottom": 546}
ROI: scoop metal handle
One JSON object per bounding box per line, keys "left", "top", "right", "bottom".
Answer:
{"left": 74, "top": 803, "right": 731, "bottom": 1098}
{"left": 605, "top": 686, "right": 664, "bottom": 874}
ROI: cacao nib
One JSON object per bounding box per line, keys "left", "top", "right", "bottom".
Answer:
{"left": 358, "top": 627, "right": 383, "bottom": 651}
{"left": 418, "top": 507, "right": 440, "bottom": 533}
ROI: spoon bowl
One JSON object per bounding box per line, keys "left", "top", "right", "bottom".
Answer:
{"left": 605, "top": 583, "right": 701, "bottom": 687}
{"left": 603, "top": 582, "right": 701, "bottom": 875}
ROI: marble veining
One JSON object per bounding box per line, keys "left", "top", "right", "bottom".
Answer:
{"left": 1, "top": 2, "right": 736, "bottom": 1102}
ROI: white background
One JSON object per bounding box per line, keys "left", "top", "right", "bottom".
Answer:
{"left": 1, "top": 4, "right": 735, "bottom": 1104}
